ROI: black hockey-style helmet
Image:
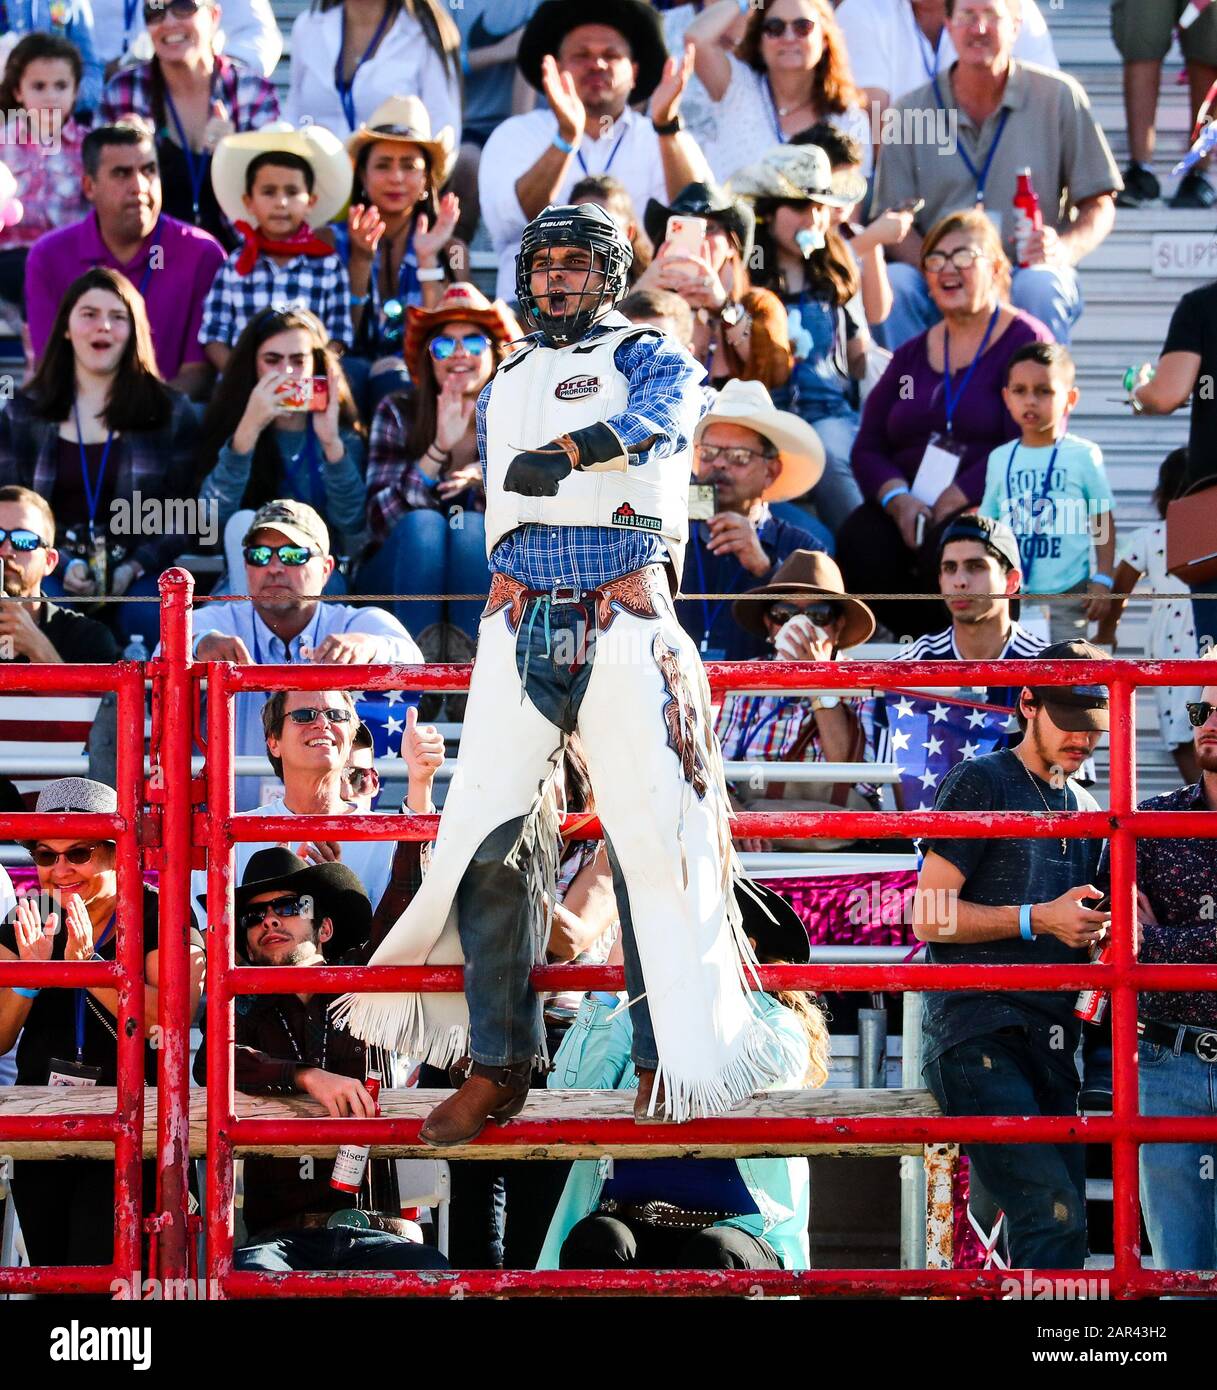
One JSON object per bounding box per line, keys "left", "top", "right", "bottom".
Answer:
{"left": 515, "top": 203, "right": 633, "bottom": 345}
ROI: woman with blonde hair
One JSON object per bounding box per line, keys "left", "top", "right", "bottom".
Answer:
{"left": 835, "top": 208, "right": 1052, "bottom": 638}
{"left": 686, "top": 0, "right": 871, "bottom": 183}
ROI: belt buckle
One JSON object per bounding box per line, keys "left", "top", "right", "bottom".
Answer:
{"left": 1194, "top": 1030, "right": 1217, "bottom": 1062}
{"left": 549, "top": 583, "right": 584, "bottom": 607}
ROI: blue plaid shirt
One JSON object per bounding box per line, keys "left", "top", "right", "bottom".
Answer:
{"left": 477, "top": 318, "right": 709, "bottom": 589}
{"left": 200, "top": 248, "right": 352, "bottom": 349}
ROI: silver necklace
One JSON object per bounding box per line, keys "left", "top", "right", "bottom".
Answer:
{"left": 1018, "top": 756, "right": 1068, "bottom": 855}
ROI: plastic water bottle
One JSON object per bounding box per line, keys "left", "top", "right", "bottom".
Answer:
{"left": 123, "top": 634, "right": 148, "bottom": 664}
{"left": 1012, "top": 168, "right": 1043, "bottom": 269}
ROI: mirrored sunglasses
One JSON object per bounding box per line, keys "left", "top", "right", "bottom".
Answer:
{"left": 429, "top": 332, "right": 490, "bottom": 361}
{"left": 238, "top": 895, "right": 306, "bottom": 931}
{"left": 0, "top": 528, "right": 47, "bottom": 552}
{"left": 243, "top": 543, "right": 314, "bottom": 567}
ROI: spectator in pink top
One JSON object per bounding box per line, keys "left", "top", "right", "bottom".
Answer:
{"left": 23, "top": 120, "right": 225, "bottom": 400}
{"left": 0, "top": 36, "right": 89, "bottom": 313}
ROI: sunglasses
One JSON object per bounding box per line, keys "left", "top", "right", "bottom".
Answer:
{"left": 285, "top": 706, "right": 355, "bottom": 727}
{"left": 761, "top": 16, "right": 818, "bottom": 38}
{"left": 428, "top": 333, "right": 491, "bottom": 361}
{"left": 924, "top": 247, "right": 986, "bottom": 274}
{"left": 243, "top": 543, "right": 315, "bottom": 567}
{"left": 0, "top": 528, "right": 47, "bottom": 552}
{"left": 1186, "top": 701, "right": 1217, "bottom": 728}
{"left": 238, "top": 895, "right": 306, "bottom": 932}
{"left": 144, "top": 0, "right": 207, "bottom": 22}
{"left": 30, "top": 843, "right": 105, "bottom": 868}
{"left": 768, "top": 601, "right": 842, "bottom": 627}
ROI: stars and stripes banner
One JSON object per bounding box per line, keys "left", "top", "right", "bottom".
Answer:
{"left": 350, "top": 688, "right": 421, "bottom": 759}
{"left": 0, "top": 694, "right": 101, "bottom": 806}
{"left": 870, "top": 688, "right": 1020, "bottom": 810}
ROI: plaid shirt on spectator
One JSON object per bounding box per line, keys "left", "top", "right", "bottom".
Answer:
{"left": 0, "top": 116, "right": 87, "bottom": 250}
{"left": 475, "top": 316, "right": 711, "bottom": 590}
{"left": 200, "top": 247, "right": 352, "bottom": 349}
{"left": 366, "top": 391, "right": 486, "bottom": 548}
{"left": 98, "top": 52, "right": 280, "bottom": 132}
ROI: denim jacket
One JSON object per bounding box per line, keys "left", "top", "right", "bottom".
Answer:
{"left": 536, "top": 992, "right": 811, "bottom": 1271}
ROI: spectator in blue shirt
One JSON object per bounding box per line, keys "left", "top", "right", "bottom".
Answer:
{"left": 676, "top": 379, "right": 827, "bottom": 661}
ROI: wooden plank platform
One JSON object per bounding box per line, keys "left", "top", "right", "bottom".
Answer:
{"left": 0, "top": 1087, "right": 941, "bottom": 1161}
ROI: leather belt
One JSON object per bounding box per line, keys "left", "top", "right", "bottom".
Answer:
{"left": 483, "top": 565, "right": 671, "bottom": 637}
{"left": 597, "top": 1198, "right": 741, "bottom": 1230}
{"left": 1139, "top": 1020, "right": 1217, "bottom": 1062}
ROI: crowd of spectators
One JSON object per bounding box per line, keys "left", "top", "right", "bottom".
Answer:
{"left": 0, "top": 0, "right": 1215, "bottom": 1287}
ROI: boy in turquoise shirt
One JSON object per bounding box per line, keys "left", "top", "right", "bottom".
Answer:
{"left": 979, "top": 342, "right": 1116, "bottom": 643}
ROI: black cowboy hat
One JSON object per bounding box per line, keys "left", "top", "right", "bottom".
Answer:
{"left": 517, "top": 0, "right": 667, "bottom": 106}
{"left": 736, "top": 879, "right": 810, "bottom": 965}
{"left": 225, "top": 846, "right": 372, "bottom": 960}
{"left": 644, "top": 181, "right": 756, "bottom": 262}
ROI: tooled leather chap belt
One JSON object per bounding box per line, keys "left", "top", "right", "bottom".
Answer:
{"left": 482, "top": 565, "right": 671, "bottom": 636}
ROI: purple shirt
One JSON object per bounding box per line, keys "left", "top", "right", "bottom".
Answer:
{"left": 24, "top": 209, "right": 226, "bottom": 380}
{"left": 850, "top": 308, "right": 1051, "bottom": 506}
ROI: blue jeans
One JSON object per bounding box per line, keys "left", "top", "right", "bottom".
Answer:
{"left": 234, "top": 1226, "right": 448, "bottom": 1272}
{"left": 802, "top": 412, "right": 863, "bottom": 535}
{"left": 1138, "top": 1035, "right": 1217, "bottom": 1273}
{"left": 357, "top": 507, "right": 490, "bottom": 637}
{"left": 456, "top": 601, "right": 657, "bottom": 1069}
{"left": 924, "top": 1026, "right": 1087, "bottom": 1269}
{"left": 883, "top": 261, "right": 1085, "bottom": 348}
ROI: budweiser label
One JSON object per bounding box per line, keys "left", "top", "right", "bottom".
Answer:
{"left": 330, "top": 1069, "right": 381, "bottom": 1193}
{"left": 1074, "top": 941, "right": 1111, "bottom": 1024}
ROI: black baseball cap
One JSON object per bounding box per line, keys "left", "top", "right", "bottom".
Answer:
{"left": 938, "top": 515, "right": 1021, "bottom": 573}
{"left": 1027, "top": 640, "right": 1110, "bottom": 732}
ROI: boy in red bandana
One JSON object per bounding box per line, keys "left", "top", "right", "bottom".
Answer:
{"left": 200, "top": 124, "right": 353, "bottom": 371}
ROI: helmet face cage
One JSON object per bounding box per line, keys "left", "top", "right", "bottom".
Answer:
{"left": 515, "top": 210, "right": 632, "bottom": 345}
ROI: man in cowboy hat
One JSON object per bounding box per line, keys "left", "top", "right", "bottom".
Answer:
{"left": 336, "top": 197, "right": 792, "bottom": 1144}
{"left": 201, "top": 121, "right": 354, "bottom": 370}
{"left": 192, "top": 848, "right": 448, "bottom": 1273}
{"left": 478, "top": 0, "right": 714, "bottom": 301}
{"left": 677, "top": 378, "right": 827, "bottom": 662}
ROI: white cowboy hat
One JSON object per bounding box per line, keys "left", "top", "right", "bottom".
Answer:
{"left": 728, "top": 144, "right": 867, "bottom": 210}
{"left": 211, "top": 121, "right": 354, "bottom": 230}
{"left": 346, "top": 95, "right": 457, "bottom": 188}
{"left": 694, "top": 378, "right": 826, "bottom": 503}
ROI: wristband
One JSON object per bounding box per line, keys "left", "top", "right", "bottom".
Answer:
{"left": 1019, "top": 903, "right": 1035, "bottom": 941}
{"left": 882, "top": 484, "right": 910, "bottom": 508}
{"left": 350, "top": 293, "right": 369, "bottom": 306}
{"left": 552, "top": 132, "right": 576, "bottom": 154}
{"left": 12, "top": 987, "right": 39, "bottom": 1000}
{"left": 1090, "top": 572, "right": 1114, "bottom": 589}
{"left": 652, "top": 116, "right": 683, "bottom": 137}
{"left": 418, "top": 467, "right": 440, "bottom": 488}
{"left": 416, "top": 265, "right": 445, "bottom": 282}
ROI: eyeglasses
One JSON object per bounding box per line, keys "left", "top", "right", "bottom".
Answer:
{"left": 697, "top": 444, "right": 772, "bottom": 469}
{"left": 238, "top": 895, "right": 307, "bottom": 932}
{"left": 343, "top": 765, "right": 380, "bottom": 796}
{"left": 924, "top": 247, "right": 986, "bottom": 274}
{"left": 429, "top": 333, "right": 491, "bottom": 361}
{"left": 768, "top": 601, "right": 842, "bottom": 627}
{"left": 760, "top": 16, "right": 818, "bottom": 38}
{"left": 285, "top": 706, "right": 355, "bottom": 727}
{"left": 1186, "top": 701, "right": 1217, "bottom": 728}
{"left": 0, "top": 528, "right": 47, "bottom": 552}
{"left": 30, "top": 843, "right": 104, "bottom": 868}
{"left": 143, "top": 0, "right": 207, "bottom": 23}
{"left": 243, "top": 543, "right": 315, "bottom": 567}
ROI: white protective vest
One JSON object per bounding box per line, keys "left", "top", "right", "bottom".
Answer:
{"left": 483, "top": 318, "right": 696, "bottom": 576}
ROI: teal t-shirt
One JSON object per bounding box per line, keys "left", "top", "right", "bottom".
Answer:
{"left": 978, "top": 432, "right": 1113, "bottom": 593}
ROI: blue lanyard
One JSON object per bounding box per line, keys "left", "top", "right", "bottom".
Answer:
{"left": 762, "top": 77, "right": 793, "bottom": 145}
{"left": 123, "top": 0, "right": 139, "bottom": 52}
{"left": 734, "top": 696, "right": 798, "bottom": 757}
{"left": 932, "top": 77, "right": 1011, "bottom": 205}
{"left": 693, "top": 525, "right": 748, "bottom": 653}
{"left": 1004, "top": 437, "right": 1060, "bottom": 582}
{"left": 334, "top": 3, "right": 393, "bottom": 131}
{"left": 914, "top": 15, "right": 941, "bottom": 83}
{"left": 72, "top": 402, "right": 116, "bottom": 529}
{"left": 162, "top": 80, "right": 211, "bottom": 223}
{"left": 576, "top": 122, "right": 628, "bottom": 177}
{"left": 941, "top": 302, "right": 1000, "bottom": 434}
{"left": 74, "top": 913, "right": 115, "bottom": 1062}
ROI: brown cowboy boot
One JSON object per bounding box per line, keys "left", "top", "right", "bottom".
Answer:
{"left": 420, "top": 1059, "right": 533, "bottom": 1147}
{"left": 633, "top": 1067, "right": 671, "bottom": 1124}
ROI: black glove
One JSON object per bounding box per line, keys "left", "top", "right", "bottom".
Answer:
{"left": 503, "top": 440, "right": 575, "bottom": 497}
{"left": 503, "top": 423, "right": 628, "bottom": 497}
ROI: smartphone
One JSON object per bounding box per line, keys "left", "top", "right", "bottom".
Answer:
{"left": 665, "top": 214, "right": 707, "bottom": 257}
{"left": 276, "top": 375, "right": 330, "bottom": 412}
{"left": 895, "top": 197, "right": 926, "bottom": 215}
{"left": 688, "top": 483, "right": 716, "bottom": 521}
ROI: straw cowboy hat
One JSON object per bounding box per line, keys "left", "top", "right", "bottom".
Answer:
{"left": 211, "top": 121, "right": 354, "bottom": 230}
{"left": 733, "top": 549, "right": 876, "bottom": 650}
{"left": 728, "top": 144, "right": 867, "bottom": 210}
{"left": 694, "top": 378, "right": 825, "bottom": 503}
{"left": 346, "top": 94, "right": 457, "bottom": 188}
{"left": 517, "top": 0, "right": 668, "bottom": 106}
{"left": 402, "top": 281, "right": 522, "bottom": 381}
